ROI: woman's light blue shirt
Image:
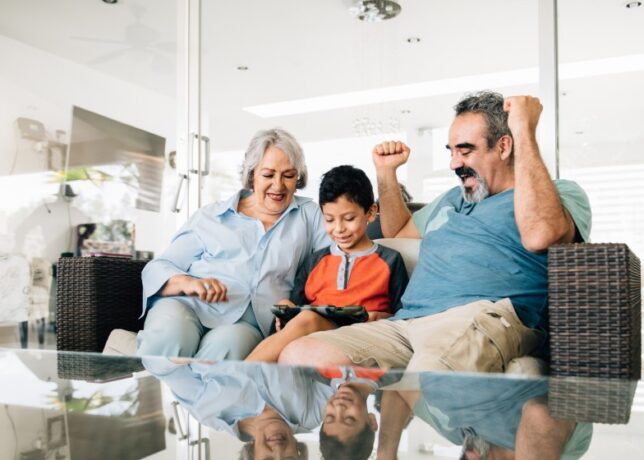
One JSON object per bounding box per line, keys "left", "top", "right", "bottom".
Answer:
{"left": 143, "top": 359, "right": 333, "bottom": 439}
{"left": 141, "top": 190, "right": 330, "bottom": 336}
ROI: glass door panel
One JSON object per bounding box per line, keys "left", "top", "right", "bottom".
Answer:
{"left": 558, "top": 0, "right": 644, "bottom": 259}
{"left": 0, "top": 0, "right": 181, "bottom": 347}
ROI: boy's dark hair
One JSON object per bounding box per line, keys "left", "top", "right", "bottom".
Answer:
{"left": 319, "top": 424, "right": 375, "bottom": 460}
{"left": 319, "top": 165, "right": 374, "bottom": 213}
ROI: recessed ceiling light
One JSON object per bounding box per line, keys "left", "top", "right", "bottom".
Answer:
{"left": 244, "top": 53, "right": 644, "bottom": 117}
{"left": 406, "top": 37, "right": 421, "bottom": 44}
{"left": 102, "top": 0, "right": 118, "bottom": 4}
{"left": 625, "top": 1, "right": 642, "bottom": 8}
{"left": 237, "top": 65, "right": 249, "bottom": 71}
{"left": 400, "top": 109, "right": 411, "bottom": 114}
{"left": 575, "top": 131, "right": 584, "bottom": 135}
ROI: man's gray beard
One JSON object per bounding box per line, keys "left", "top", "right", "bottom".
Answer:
{"left": 459, "top": 172, "right": 490, "bottom": 203}
{"left": 460, "top": 434, "right": 491, "bottom": 460}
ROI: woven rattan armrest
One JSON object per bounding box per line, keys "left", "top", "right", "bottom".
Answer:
{"left": 56, "top": 256, "right": 148, "bottom": 352}
{"left": 548, "top": 242, "right": 641, "bottom": 423}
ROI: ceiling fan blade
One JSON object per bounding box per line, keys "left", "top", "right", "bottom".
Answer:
{"left": 149, "top": 51, "right": 173, "bottom": 74}
{"left": 86, "top": 48, "right": 131, "bottom": 66}
{"left": 151, "top": 41, "right": 177, "bottom": 54}
{"left": 71, "top": 36, "right": 129, "bottom": 46}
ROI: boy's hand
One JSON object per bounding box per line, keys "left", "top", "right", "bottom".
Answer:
{"left": 276, "top": 298, "right": 296, "bottom": 307}
{"left": 274, "top": 299, "right": 295, "bottom": 331}
{"left": 368, "top": 311, "right": 393, "bottom": 321}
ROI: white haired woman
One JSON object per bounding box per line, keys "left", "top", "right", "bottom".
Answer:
{"left": 136, "top": 128, "right": 329, "bottom": 360}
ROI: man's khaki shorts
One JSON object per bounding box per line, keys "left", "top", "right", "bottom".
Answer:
{"left": 308, "top": 298, "right": 543, "bottom": 372}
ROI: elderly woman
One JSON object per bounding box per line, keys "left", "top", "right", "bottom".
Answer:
{"left": 136, "top": 128, "right": 329, "bottom": 360}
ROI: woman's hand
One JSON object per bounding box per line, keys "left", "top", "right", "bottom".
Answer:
{"left": 193, "top": 277, "right": 228, "bottom": 303}
{"left": 161, "top": 274, "right": 228, "bottom": 303}
{"left": 368, "top": 311, "right": 392, "bottom": 322}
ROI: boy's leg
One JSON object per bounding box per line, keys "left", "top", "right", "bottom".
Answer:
{"left": 245, "top": 310, "right": 336, "bottom": 362}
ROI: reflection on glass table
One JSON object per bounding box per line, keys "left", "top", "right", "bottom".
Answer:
{"left": 0, "top": 349, "right": 641, "bottom": 460}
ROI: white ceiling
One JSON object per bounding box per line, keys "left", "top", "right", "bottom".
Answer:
{"left": 1, "top": 0, "right": 643, "bottom": 162}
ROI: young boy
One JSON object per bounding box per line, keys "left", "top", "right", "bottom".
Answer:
{"left": 246, "top": 165, "right": 409, "bottom": 362}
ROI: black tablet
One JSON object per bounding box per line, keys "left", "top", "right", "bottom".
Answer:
{"left": 271, "top": 304, "right": 368, "bottom": 327}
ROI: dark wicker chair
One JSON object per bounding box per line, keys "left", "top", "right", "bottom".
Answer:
{"left": 547, "top": 243, "right": 641, "bottom": 424}
{"left": 56, "top": 243, "right": 641, "bottom": 424}
{"left": 57, "top": 256, "right": 148, "bottom": 353}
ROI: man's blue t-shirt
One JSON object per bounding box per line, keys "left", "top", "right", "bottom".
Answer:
{"left": 393, "top": 180, "right": 591, "bottom": 329}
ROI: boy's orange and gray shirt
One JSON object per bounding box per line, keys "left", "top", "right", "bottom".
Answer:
{"left": 289, "top": 243, "right": 409, "bottom": 313}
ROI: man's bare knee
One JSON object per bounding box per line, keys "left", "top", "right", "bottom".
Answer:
{"left": 521, "top": 397, "right": 552, "bottom": 424}
{"left": 278, "top": 336, "right": 352, "bottom": 367}
{"left": 278, "top": 337, "right": 319, "bottom": 365}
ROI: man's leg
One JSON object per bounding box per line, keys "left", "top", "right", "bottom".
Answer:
{"left": 279, "top": 336, "right": 354, "bottom": 366}
{"left": 515, "top": 397, "right": 575, "bottom": 460}
{"left": 136, "top": 298, "right": 204, "bottom": 358}
{"left": 376, "top": 390, "right": 417, "bottom": 460}
{"left": 279, "top": 320, "right": 412, "bottom": 368}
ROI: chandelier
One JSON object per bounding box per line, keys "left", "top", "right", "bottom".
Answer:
{"left": 353, "top": 116, "right": 401, "bottom": 136}
{"left": 348, "top": 0, "right": 402, "bottom": 22}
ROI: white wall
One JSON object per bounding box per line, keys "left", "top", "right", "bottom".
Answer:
{"left": 202, "top": 132, "right": 411, "bottom": 208}
{"left": 299, "top": 133, "right": 409, "bottom": 201}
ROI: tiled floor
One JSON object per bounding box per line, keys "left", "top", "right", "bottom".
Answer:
{"left": 0, "top": 320, "right": 57, "bottom": 350}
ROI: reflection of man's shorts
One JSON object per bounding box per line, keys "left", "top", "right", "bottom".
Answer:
{"left": 413, "top": 401, "right": 592, "bottom": 460}
{"left": 308, "top": 298, "right": 544, "bottom": 372}
{"left": 562, "top": 422, "right": 593, "bottom": 460}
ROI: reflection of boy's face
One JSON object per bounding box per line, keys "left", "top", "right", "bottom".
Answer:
{"left": 322, "top": 384, "right": 377, "bottom": 442}
{"left": 252, "top": 413, "right": 299, "bottom": 460}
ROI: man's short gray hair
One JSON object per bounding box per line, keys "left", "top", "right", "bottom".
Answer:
{"left": 240, "top": 128, "right": 308, "bottom": 190}
{"left": 454, "top": 91, "right": 513, "bottom": 152}
{"left": 460, "top": 434, "right": 491, "bottom": 460}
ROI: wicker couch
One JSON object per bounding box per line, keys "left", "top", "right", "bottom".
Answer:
{"left": 57, "top": 242, "right": 641, "bottom": 422}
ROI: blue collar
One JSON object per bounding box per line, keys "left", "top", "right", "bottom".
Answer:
{"left": 330, "top": 242, "right": 377, "bottom": 258}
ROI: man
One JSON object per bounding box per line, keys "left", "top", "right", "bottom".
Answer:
{"left": 279, "top": 92, "right": 591, "bottom": 458}
{"left": 414, "top": 373, "right": 591, "bottom": 460}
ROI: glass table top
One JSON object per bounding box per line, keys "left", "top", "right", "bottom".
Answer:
{"left": 0, "top": 348, "right": 641, "bottom": 460}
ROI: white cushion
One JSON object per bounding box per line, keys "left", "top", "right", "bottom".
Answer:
{"left": 506, "top": 356, "right": 548, "bottom": 376}
{"left": 376, "top": 238, "right": 421, "bottom": 277}
{"left": 103, "top": 328, "right": 138, "bottom": 356}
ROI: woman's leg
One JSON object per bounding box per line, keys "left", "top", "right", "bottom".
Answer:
{"left": 195, "top": 306, "right": 264, "bottom": 361}
{"left": 245, "top": 310, "right": 336, "bottom": 363}
{"left": 136, "top": 298, "right": 205, "bottom": 358}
